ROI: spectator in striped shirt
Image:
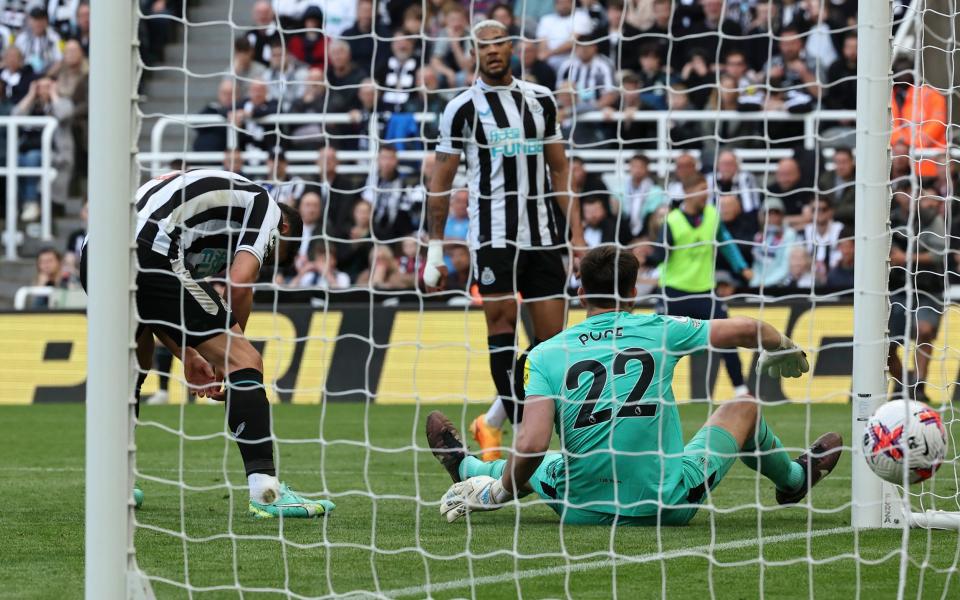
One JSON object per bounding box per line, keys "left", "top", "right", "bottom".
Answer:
{"left": 707, "top": 150, "right": 762, "bottom": 215}
{"left": 15, "top": 7, "right": 61, "bottom": 76}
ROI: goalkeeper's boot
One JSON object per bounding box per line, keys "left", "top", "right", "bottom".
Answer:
{"left": 776, "top": 432, "right": 843, "bottom": 505}
{"left": 248, "top": 483, "right": 336, "bottom": 518}
{"left": 133, "top": 486, "right": 144, "bottom": 509}
{"left": 469, "top": 414, "right": 502, "bottom": 462}
{"left": 426, "top": 411, "right": 467, "bottom": 483}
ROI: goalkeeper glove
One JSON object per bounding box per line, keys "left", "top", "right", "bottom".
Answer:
{"left": 423, "top": 240, "right": 446, "bottom": 288}
{"left": 757, "top": 333, "right": 809, "bottom": 378}
{"left": 440, "top": 476, "right": 512, "bottom": 523}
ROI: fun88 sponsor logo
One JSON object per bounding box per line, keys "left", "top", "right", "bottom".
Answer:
{"left": 489, "top": 127, "right": 543, "bottom": 158}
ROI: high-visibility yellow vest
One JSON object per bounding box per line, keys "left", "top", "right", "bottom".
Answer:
{"left": 661, "top": 205, "right": 718, "bottom": 293}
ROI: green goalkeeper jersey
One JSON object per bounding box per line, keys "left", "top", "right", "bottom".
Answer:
{"left": 524, "top": 311, "right": 711, "bottom": 516}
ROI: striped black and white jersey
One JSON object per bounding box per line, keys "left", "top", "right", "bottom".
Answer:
{"left": 437, "top": 77, "right": 565, "bottom": 250}
{"left": 556, "top": 55, "right": 616, "bottom": 103}
{"left": 134, "top": 169, "right": 282, "bottom": 277}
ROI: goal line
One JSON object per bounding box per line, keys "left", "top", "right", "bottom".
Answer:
{"left": 381, "top": 526, "right": 855, "bottom": 599}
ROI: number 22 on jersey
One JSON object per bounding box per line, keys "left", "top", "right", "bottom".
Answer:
{"left": 565, "top": 348, "right": 657, "bottom": 429}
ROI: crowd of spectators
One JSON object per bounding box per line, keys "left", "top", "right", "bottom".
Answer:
{"left": 170, "top": 0, "right": 956, "bottom": 301}
{"left": 3, "top": 0, "right": 175, "bottom": 231}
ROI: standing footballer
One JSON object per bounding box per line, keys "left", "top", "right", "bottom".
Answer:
{"left": 424, "top": 19, "right": 585, "bottom": 460}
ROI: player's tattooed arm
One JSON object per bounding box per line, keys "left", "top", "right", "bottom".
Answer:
{"left": 427, "top": 151, "right": 459, "bottom": 240}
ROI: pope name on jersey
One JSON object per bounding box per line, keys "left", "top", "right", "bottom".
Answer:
{"left": 436, "top": 77, "right": 565, "bottom": 250}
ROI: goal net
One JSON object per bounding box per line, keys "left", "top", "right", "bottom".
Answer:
{"left": 88, "top": 0, "right": 960, "bottom": 597}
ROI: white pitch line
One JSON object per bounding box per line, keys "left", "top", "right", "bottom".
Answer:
{"left": 0, "top": 466, "right": 854, "bottom": 481}
{"left": 380, "top": 526, "right": 854, "bottom": 599}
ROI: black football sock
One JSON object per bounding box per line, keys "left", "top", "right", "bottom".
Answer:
{"left": 134, "top": 372, "right": 147, "bottom": 419}
{"left": 509, "top": 338, "right": 547, "bottom": 423}
{"left": 226, "top": 369, "right": 276, "bottom": 477}
{"left": 155, "top": 349, "right": 173, "bottom": 392}
{"left": 488, "top": 333, "right": 518, "bottom": 424}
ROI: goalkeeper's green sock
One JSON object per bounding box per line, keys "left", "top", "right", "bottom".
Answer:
{"left": 741, "top": 415, "right": 804, "bottom": 492}
{"left": 458, "top": 456, "right": 506, "bottom": 481}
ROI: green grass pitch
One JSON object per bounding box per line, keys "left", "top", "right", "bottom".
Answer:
{"left": 3, "top": 402, "right": 960, "bottom": 599}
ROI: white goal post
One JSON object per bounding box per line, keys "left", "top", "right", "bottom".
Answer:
{"left": 84, "top": 1, "right": 139, "bottom": 599}
{"left": 852, "top": 0, "right": 960, "bottom": 532}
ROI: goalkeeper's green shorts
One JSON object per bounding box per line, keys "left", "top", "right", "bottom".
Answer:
{"left": 528, "top": 425, "right": 740, "bottom": 526}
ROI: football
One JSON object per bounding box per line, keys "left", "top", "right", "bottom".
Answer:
{"left": 862, "top": 400, "right": 948, "bottom": 485}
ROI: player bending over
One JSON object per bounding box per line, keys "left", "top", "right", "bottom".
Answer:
{"left": 81, "top": 168, "right": 334, "bottom": 518}
{"left": 427, "top": 245, "right": 842, "bottom": 525}
{"left": 424, "top": 19, "right": 585, "bottom": 461}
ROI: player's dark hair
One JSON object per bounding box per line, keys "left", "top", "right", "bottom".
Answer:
{"left": 630, "top": 154, "right": 650, "bottom": 165}
{"left": 276, "top": 202, "right": 303, "bottom": 268}
{"left": 579, "top": 246, "right": 639, "bottom": 309}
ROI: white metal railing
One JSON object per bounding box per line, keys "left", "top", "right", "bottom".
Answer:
{"left": 142, "top": 110, "right": 858, "bottom": 177}
{"left": 2, "top": 115, "right": 59, "bottom": 260}
{"left": 13, "top": 285, "right": 86, "bottom": 310}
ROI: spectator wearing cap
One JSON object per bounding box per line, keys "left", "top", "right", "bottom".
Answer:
{"left": 750, "top": 197, "right": 799, "bottom": 288}
{"left": 288, "top": 6, "right": 327, "bottom": 67}
{"left": 537, "top": 0, "right": 593, "bottom": 72}
{"left": 262, "top": 147, "right": 305, "bottom": 207}
{"left": 15, "top": 7, "right": 62, "bottom": 76}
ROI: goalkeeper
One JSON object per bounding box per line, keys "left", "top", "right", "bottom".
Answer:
{"left": 427, "top": 245, "right": 842, "bottom": 525}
